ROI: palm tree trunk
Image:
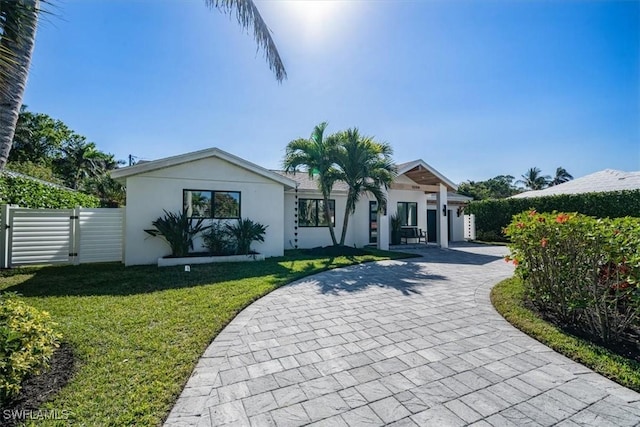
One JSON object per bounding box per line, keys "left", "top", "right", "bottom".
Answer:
{"left": 0, "top": 0, "right": 39, "bottom": 170}
{"left": 339, "top": 191, "right": 354, "bottom": 246}
{"left": 322, "top": 191, "right": 338, "bottom": 246}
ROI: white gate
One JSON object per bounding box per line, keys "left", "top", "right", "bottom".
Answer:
{"left": 0, "top": 205, "right": 124, "bottom": 268}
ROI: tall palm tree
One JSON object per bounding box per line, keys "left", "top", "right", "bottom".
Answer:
{"left": 334, "top": 128, "right": 396, "bottom": 246}
{"left": 283, "top": 122, "right": 340, "bottom": 246}
{"left": 0, "top": 0, "right": 39, "bottom": 169}
{"left": 550, "top": 167, "right": 573, "bottom": 186}
{"left": 0, "top": 0, "right": 286, "bottom": 170}
{"left": 517, "top": 167, "right": 551, "bottom": 191}
{"left": 55, "top": 137, "right": 112, "bottom": 189}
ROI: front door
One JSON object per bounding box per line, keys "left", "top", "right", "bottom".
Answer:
{"left": 369, "top": 201, "right": 378, "bottom": 244}
{"left": 427, "top": 209, "right": 437, "bottom": 243}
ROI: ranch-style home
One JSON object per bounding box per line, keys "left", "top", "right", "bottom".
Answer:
{"left": 111, "top": 147, "right": 470, "bottom": 266}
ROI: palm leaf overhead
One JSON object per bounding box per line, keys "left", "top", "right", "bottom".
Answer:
{"left": 206, "top": 0, "right": 286, "bottom": 82}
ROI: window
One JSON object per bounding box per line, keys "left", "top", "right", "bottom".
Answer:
{"left": 299, "top": 198, "right": 335, "bottom": 227}
{"left": 183, "top": 190, "right": 240, "bottom": 219}
{"left": 397, "top": 202, "right": 417, "bottom": 226}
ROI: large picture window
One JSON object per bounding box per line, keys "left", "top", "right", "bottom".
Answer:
{"left": 183, "top": 190, "right": 240, "bottom": 219}
{"left": 397, "top": 202, "right": 417, "bottom": 226}
{"left": 299, "top": 198, "right": 335, "bottom": 227}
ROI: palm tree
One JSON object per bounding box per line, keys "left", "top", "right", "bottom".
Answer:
{"left": 54, "top": 137, "right": 111, "bottom": 189}
{"left": 334, "top": 128, "right": 396, "bottom": 246}
{"left": 0, "top": 0, "right": 286, "bottom": 170}
{"left": 517, "top": 167, "right": 551, "bottom": 191}
{"left": 550, "top": 167, "right": 573, "bottom": 186}
{"left": 0, "top": 0, "right": 39, "bottom": 169}
{"left": 283, "top": 122, "right": 340, "bottom": 246}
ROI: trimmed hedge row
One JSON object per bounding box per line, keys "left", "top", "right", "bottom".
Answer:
{"left": 467, "top": 190, "right": 640, "bottom": 241}
{"left": 0, "top": 175, "right": 100, "bottom": 209}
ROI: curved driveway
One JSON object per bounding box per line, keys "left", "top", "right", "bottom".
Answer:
{"left": 166, "top": 244, "right": 640, "bottom": 426}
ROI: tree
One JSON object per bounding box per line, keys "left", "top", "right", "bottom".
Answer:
{"left": 550, "top": 167, "right": 573, "bottom": 186}
{"left": 517, "top": 167, "right": 551, "bottom": 191}
{"left": 333, "top": 129, "right": 396, "bottom": 246}
{"left": 9, "top": 106, "right": 73, "bottom": 164}
{"left": 0, "top": 0, "right": 286, "bottom": 170}
{"left": 81, "top": 173, "right": 125, "bottom": 207}
{"left": 53, "top": 136, "right": 117, "bottom": 189}
{"left": 458, "top": 175, "right": 519, "bottom": 200}
{"left": 283, "top": 122, "right": 340, "bottom": 246}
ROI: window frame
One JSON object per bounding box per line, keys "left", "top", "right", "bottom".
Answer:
{"left": 397, "top": 201, "right": 418, "bottom": 227}
{"left": 298, "top": 198, "right": 336, "bottom": 227}
{"left": 183, "top": 189, "right": 241, "bottom": 220}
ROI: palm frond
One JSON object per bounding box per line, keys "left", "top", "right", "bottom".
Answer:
{"left": 206, "top": 0, "right": 286, "bottom": 82}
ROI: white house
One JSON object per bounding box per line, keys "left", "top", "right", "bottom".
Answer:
{"left": 112, "top": 148, "right": 470, "bottom": 266}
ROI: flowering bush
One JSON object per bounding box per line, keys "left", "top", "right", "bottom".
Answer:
{"left": 0, "top": 293, "right": 61, "bottom": 404}
{"left": 505, "top": 211, "right": 640, "bottom": 344}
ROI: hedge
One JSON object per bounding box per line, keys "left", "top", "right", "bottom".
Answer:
{"left": 0, "top": 174, "right": 100, "bottom": 209}
{"left": 467, "top": 190, "right": 640, "bottom": 242}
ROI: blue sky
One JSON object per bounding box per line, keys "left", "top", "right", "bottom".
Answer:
{"left": 24, "top": 0, "right": 639, "bottom": 184}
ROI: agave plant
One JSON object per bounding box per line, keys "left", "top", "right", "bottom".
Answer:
{"left": 226, "top": 218, "right": 268, "bottom": 255}
{"left": 150, "top": 209, "right": 210, "bottom": 257}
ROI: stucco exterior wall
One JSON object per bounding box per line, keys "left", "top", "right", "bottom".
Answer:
{"left": 123, "top": 157, "right": 285, "bottom": 265}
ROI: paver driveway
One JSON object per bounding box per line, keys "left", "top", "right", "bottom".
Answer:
{"left": 165, "top": 244, "right": 640, "bottom": 426}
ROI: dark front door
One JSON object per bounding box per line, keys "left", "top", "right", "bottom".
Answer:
{"left": 369, "top": 201, "right": 378, "bottom": 244}
{"left": 448, "top": 210, "right": 453, "bottom": 242}
{"left": 427, "top": 209, "right": 437, "bottom": 243}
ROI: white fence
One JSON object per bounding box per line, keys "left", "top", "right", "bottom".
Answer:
{"left": 464, "top": 214, "right": 476, "bottom": 240}
{"left": 0, "top": 205, "right": 124, "bottom": 268}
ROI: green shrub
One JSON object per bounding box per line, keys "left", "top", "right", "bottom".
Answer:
{"left": 226, "top": 218, "right": 267, "bottom": 255}
{"left": 468, "top": 190, "right": 640, "bottom": 241}
{"left": 149, "top": 210, "right": 210, "bottom": 257}
{"left": 0, "top": 174, "right": 99, "bottom": 208}
{"left": 0, "top": 293, "right": 61, "bottom": 404}
{"left": 202, "top": 222, "right": 235, "bottom": 255}
{"left": 505, "top": 211, "right": 640, "bottom": 344}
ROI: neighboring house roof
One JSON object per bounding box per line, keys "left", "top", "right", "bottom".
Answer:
{"left": 111, "top": 147, "right": 297, "bottom": 188}
{"left": 511, "top": 169, "right": 640, "bottom": 199}
{"left": 396, "top": 160, "right": 458, "bottom": 191}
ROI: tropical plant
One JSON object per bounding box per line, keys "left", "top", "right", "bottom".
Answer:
{"left": 458, "top": 175, "right": 520, "bottom": 200}
{"left": 53, "top": 137, "right": 119, "bottom": 189}
{"left": 150, "top": 210, "right": 210, "bottom": 257}
{"left": 517, "top": 167, "right": 551, "bottom": 190}
{"left": 333, "top": 128, "right": 396, "bottom": 246}
{"left": 283, "top": 122, "right": 341, "bottom": 245}
{"left": 0, "top": 0, "right": 286, "bottom": 170}
{"left": 225, "top": 218, "right": 267, "bottom": 255}
{"left": 202, "top": 221, "right": 235, "bottom": 255}
{"left": 0, "top": 0, "right": 40, "bottom": 169}
{"left": 0, "top": 291, "right": 61, "bottom": 404}
{"left": 550, "top": 167, "right": 574, "bottom": 186}
{"left": 81, "top": 173, "right": 126, "bottom": 207}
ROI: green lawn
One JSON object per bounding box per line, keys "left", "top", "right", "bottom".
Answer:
{"left": 491, "top": 276, "right": 640, "bottom": 393}
{"left": 0, "top": 249, "right": 412, "bottom": 426}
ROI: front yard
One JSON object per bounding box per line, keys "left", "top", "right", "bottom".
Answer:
{"left": 0, "top": 249, "right": 411, "bottom": 426}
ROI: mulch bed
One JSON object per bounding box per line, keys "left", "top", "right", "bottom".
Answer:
{"left": 2, "top": 344, "right": 75, "bottom": 427}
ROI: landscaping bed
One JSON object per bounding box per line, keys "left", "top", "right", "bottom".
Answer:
{"left": 0, "top": 248, "right": 413, "bottom": 425}
{"left": 492, "top": 276, "right": 640, "bottom": 392}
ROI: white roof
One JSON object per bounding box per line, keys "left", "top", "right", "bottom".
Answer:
{"left": 512, "top": 169, "right": 640, "bottom": 199}
{"left": 111, "top": 147, "right": 297, "bottom": 188}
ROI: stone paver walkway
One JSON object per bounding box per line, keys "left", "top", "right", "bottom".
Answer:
{"left": 165, "top": 244, "right": 640, "bottom": 426}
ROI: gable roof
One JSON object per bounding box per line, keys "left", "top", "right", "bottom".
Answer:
{"left": 111, "top": 147, "right": 297, "bottom": 188}
{"left": 511, "top": 169, "right": 640, "bottom": 199}
{"left": 396, "top": 160, "right": 458, "bottom": 191}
